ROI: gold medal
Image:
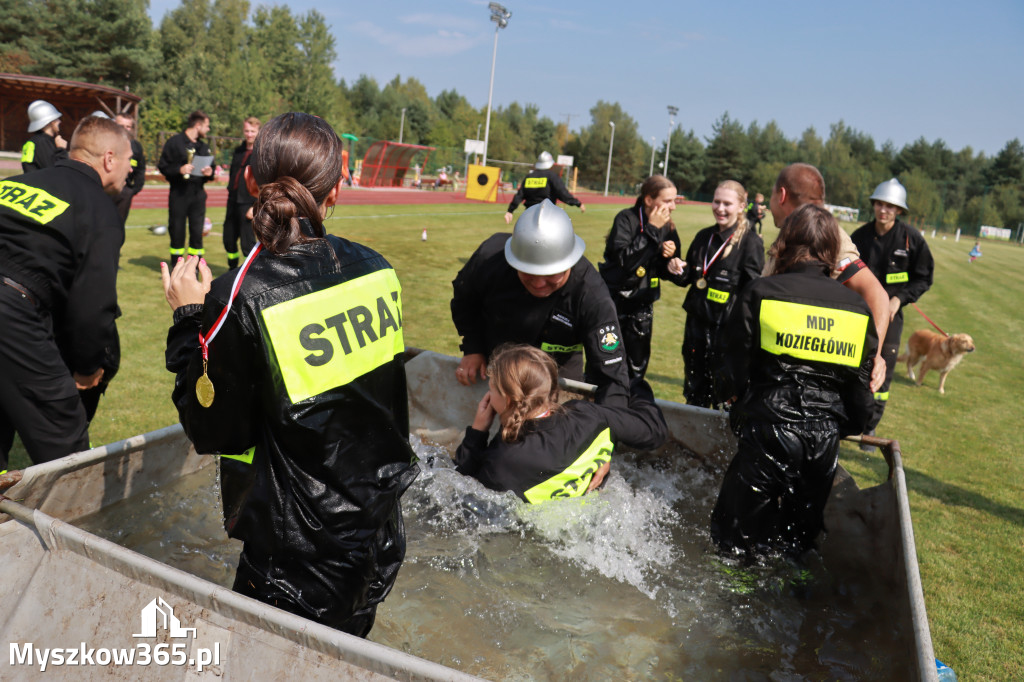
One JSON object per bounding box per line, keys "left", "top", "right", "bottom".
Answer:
{"left": 635, "top": 266, "right": 646, "bottom": 278}
{"left": 695, "top": 277, "right": 707, "bottom": 290}
{"left": 196, "top": 357, "right": 215, "bottom": 407}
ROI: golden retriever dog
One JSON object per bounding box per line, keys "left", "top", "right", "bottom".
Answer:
{"left": 898, "top": 330, "right": 975, "bottom": 394}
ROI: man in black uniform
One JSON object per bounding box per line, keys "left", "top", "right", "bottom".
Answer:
{"left": 223, "top": 116, "right": 260, "bottom": 268}
{"left": 452, "top": 200, "right": 629, "bottom": 406}
{"left": 157, "top": 111, "right": 214, "bottom": 266}
{"left": 0, "top": 116, "right": 132, "bottom": 471}
{"left": 113, "top": 113, "right": 146, "bottom": 225}
{"left": 20, "top": 100, "right": 67, "bottom": 173}
{"left": 504, "top": 151, "right": 586, "bottom": 225}
{"left": 850, "top": 178, "right": 933, "bottom": 440}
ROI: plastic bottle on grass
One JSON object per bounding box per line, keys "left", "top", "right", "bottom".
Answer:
{"left": 935, "top": 659, "right": 957, "bottom": 681}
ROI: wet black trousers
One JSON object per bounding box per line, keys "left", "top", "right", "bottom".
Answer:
{"left": 232, "top": 546, "right": 378, "bottom": 638}
{"left": 615, "top": 303, "right": 654, "bottom": 380}
{"left": 168, "top": 183, "right": 207, "bottom": 256}
{"left": 710, "top": 419, "right": 840, "bottom": 561}
{"left": 681, "top": 314, "right": 720, "bottom": 408}
{"left": 222, "top": 200, "right": 256, "bottom": 267}
{"left": 0, "top": 286, "right": 89, "bottom": 470}
{"left": 865, "top": 313, "right": 903, "bottom": 434}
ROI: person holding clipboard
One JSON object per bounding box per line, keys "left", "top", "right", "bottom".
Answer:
{"left": 157, "top": 111, "right": 214, "bottom": 267}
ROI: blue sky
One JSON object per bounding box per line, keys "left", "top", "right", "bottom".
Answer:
{"left": 149, "top": 0, "right": 1023, "bottom": 157}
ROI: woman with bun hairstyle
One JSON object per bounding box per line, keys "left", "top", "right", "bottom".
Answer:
{"left": 162, "top": 112, "right": 417, "bottom": 637}
{"left": 669, "top": 179, "right": 764, "bottom": 408}
{"left": 454, "top": 344, "right": 668, "bottom": 503}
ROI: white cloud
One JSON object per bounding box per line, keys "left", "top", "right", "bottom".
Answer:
{"left": 353, "top": 20, "right": 484, "bottom": 58}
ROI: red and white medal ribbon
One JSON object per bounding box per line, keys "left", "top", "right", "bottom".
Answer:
{"left": 198, "top": 243, "right": 262, "bottom": 360}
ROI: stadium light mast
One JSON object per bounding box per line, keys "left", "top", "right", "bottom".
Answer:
{"left": 665, "top": 105, "right": 678, "bottom": 178}
{"left": 649, "top": 136, "right": 656, "bottom": 177}
{"left": 398, "top": 107, "right": 406, "bottom": 144}
{"left": 604, "top": 121, "right": 615, "bottom": 197}
{"left": 482, "top": 3, "right": 511, "bottom": 166}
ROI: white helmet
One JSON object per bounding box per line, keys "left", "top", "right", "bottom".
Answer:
{"left": 535, "top": 151, "right": 554, "bottom": 170}
{"left": 90, "top": 110, "right": 110, "bottom": 119}
{"left": 27, "top": 100, "right": 61, "bottom": 133}
{"left": 504, "top": 200, "right": 585, "bottom": 275}
{"left": 869, "top": 178, "right": 908, "bottom": 212}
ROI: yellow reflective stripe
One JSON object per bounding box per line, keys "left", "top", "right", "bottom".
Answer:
{"left": 261, "top": 268, "right": 404, "bottom": 404}
{"left": 21, "top": 141, "right": 35, "bottom": 163}
{"left": 759, "top": 299, "right": 869, "bottom": 368}
{"left": 0, "top": 181, "right": 70, "bottom": 225}
{"left": 874, "top": 391, "right": 889, "bottom": 401}
{"left": 523, "top": 428, "right": 613, "bottom": 504}
{"left": 169, "top": 248, "right": 186, "bottom": 255}
{"left": 650, "top": 277, "right": 660, "bottom": 288}
{"left": 540, "top": 342, "right": 584, "bottom": 353}
{"left": 886, "top": 272, "right": 909, "bottom": 284}
{"left": 0, "top": 469, "right": 6, "bottom": 475}
{"left": 220, "top": 446, "right": 254, "bottom": 464}
{"left": 226, "top": 250, "right": 241, "bottom": 259}
{"left": 187, "top": 247, "right": 205, "bottom": 255}
{"left": 707, "top": 287, "right": 730, "bottom": 304}
{"left": 524, "top": 177, "right": 548, "bottom": 189}
{"left": 130, "top": 158, "right": 138, "bottom": 168}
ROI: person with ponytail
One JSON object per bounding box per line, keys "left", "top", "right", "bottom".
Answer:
{"left": 598, "top": 175, "right": 682, "bottom": 380}
{"left": 161, "top": 112, "right": 417, "bottom": 637}
{"left": 667, "top": 180, "right": 764, "bottom": 408}
{"left": 453, "top": 344, "right": 668, "bottom": 503}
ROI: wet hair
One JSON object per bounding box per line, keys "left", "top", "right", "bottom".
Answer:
{"left": 633, "top": 174, "right": 676, "bottom": 210}
{"left": 69, "top": 116, "right": 129, "bottom": 160}
{"left": 488, "top": 344, "right": 561, "bottom": 443}
{"left": 249, "top": 112, "right": 344, "bottom": 255}
{"left": 716, "top": 179, "right": 749, "bottom": 258}
{"left": 773, "top": 163, "right": 826, "bottom": 206}
{"left": 186, "top": 110, "right": 209, "bottom": 129}
{"left": 768, "top": 204, "right": 840, "bottom": 275}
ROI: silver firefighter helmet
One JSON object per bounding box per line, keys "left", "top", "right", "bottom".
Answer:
{"left": 27, "top": 100, "right": 62, "bottom": 133}
{"left": 869, "top": 178, "right": 908, "bottom": 212}
{"left": 504, "top": 200, "right": 586, "bottom": 276}
{"left": 535, "top": 151, "right": 555, "bottom": 170}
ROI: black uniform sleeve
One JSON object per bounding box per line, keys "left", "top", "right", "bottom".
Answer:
{"left": 577, "top": 272, "right": 630, "bottom": 406}
{"left": 157, "top": 136, "right": 183, "bottom": 182}
{"left": 451, "top": 237, "right": 499, "bottom": 356}
{"left": 506, "top": 179, "right": 527, "bottom": 213}
{"left": 739, "top": 232, "right": 765, "bottom": 287}
{"left": 714, "top": 281, "right": 758, "bottom": 405}
{"left": 453, "top": 426, "right": 491, "bottom": 476}
{"left": 165, "top": 294, "right": 258, "bottom": 455}
{"left": 547, "top": 172, "right": 581, "bottom": 208}
{"left": 593, "top": 378, "right": 669, "bottom": 451}
{"left": 127, "top": 141, "right": 146, "bottom": 196}
{"left": 604, "top": 209, "right": 655, "bottom": 275}
{"left": 666, "top": 229, "right": 701, "bottom": 286}
{"left": 839, "top": 310, "right": 880, "bottom": 437}
{"left": 897, "top": 229, "right": 934, "bottom": 306}
{"left": 63, "top": 200, "right": 122, "bottom": 374}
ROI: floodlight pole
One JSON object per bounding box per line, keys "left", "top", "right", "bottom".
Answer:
{"left": 398, "top": 107, "right": 406, "bottom": 144}
{"left": 665, "top": 105, "right": 678, "bottom": 179}
{"left": 604, "top": 121, "right": 615, "bottom": 197}
{"left": 649, "top": 136, "right": 656, "bottom": 177}
{"left": 482, "top": 3, "right": 511, "bottom": 166}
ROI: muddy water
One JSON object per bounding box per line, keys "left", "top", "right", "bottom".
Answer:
{"left": 76, "top": 437, "right": 909, "bottom": 680}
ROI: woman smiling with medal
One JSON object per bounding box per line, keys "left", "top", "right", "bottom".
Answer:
{"left": 668, "top": 180, "right": 764, "bottom": 407}
{"left": 161, "top": 112, "right": 417, "bottom": 638}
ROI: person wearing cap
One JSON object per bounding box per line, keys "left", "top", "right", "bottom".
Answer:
{"left": 21, "top": 100, "right": 68, "bottom": 173}
{"left": 452, "top": 200, "right": 629, "bottom": 406}
{"left": 765, "top": 163, "right": 890, "bottom": 394}
{"left": 850, "top": 178, "right": 934, "bottom": 442}
{"left": 113, "top": 113, "right": 147, "bottom": 226}
{"left": 223, "top": 116, "right": 260, "bottom": 269}
{"left": 157, "top": 111, "right": 214, "bottom": 267}
{"left": 504, "top": 151, "right": 585, "bottom": 225}
{"left": 0, "top": 116, "right": 132, "bottom": 471}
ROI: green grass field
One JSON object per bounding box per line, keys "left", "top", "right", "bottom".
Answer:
{"left": 8, "top": 197, "right": 1023, "bottom": 680}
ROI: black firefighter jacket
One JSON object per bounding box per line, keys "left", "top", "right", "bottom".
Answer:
{"left": 673, "top": 224, "right": 765, "bottom": 327}
{"left": 166, "top": 232, "right": 418, "bottom": 606}
{"left": 850, "top": 218, "right": 934, "bottom": 317}
{"left": 599, "top": 205, "right": 682, "bottom": 309}
{"left": 451, "top": 233, "right": 630, "bottom": 406}
{"left": 507, "top": 167, "right": 582, "bottom": 212}
{"left": 715, "top": 261, "right": 878, "bottom": 437}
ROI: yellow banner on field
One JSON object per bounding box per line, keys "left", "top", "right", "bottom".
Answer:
{"left": 465, "top": 164, "right": 500, "bottom": 202}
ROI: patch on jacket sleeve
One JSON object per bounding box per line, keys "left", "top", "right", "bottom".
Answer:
{"left": 598, "top": 325, "right": 620, "bottom": 352}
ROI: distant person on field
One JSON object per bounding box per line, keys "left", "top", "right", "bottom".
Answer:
{"left": 157, "top": 110, "right": 214, "bottom": 267}
{"left": 21, "top": 100, "right": 68, "bottom": 173}
{"left": 223, "top": 116, "right": 260, "bottom": 269}
{"left": 969, "top": 240, "right": 982, "bottom": 263}
{"left": 850, "top": 178, "right": 934, "bottom": 445}
{"left": 764, "top": 163, "right": 889, "bottom": 394}
{"left": 505, "top": 151, "right": 585, "bottom": 224}
{"left": 745, "top": 192, "right": 765, "bottom": 234}
{"left": 113, "top": 113, "right": 146, "bottom": 226}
